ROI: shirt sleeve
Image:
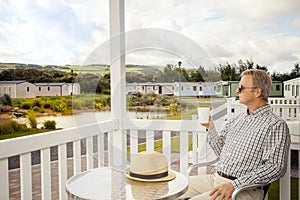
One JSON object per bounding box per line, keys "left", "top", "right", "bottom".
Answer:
{"left": 232, "top": 120, "right": 291, "bottom": 188}
{"left": 207, "top": 118, "right": 235, "bottom": 156}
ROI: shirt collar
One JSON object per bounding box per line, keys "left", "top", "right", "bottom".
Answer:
{"left": 246, "top": 104, "right": 271, "bottom": 116}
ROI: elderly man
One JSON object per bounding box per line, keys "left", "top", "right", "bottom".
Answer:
{"left": 180, "top": 69, "right": 291, "bottom": 200}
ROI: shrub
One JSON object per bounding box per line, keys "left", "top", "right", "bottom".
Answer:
{"left": 32, "top": 99, "right": 41, "bottom": 107}
{"left": 102, "top": 89, "right": 110, "bottom": 95}
{"left": 21, "top": 102, "right": 31, "bottom": 110}
{"left": 10, "top": 120, "right": 27, "bottom": 132}
{"left": 43, "top": 103, "right": 51, "bottom": 109}
{"left": 40, "top": 107, "right": 45, "bottom": 113}
{"left": 43, "top": 120, "right": 56, "bottom": 129}
{"left": 33, "top": 106, "right": 40, "bottom": 112}
{"left": 169, "top": 103, "right": 178, "bottom": 114}
{"left": 0, "top": 120, "right": 28, "bottom": 135}
{"left": 95, "top": 102, "right": 103, "bottom": 110}
{"left": 27, "top": 110, "right": 37, "bottom": 128}
{"left": 0, "top": 120, "right": 13, "bottom": 135}
{"left": 3, "top": 94, "right": 12, "bottom": 106}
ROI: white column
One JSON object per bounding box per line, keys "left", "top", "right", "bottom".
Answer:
{"left": 109, "top": 0, "right": 126, "bottom": 168}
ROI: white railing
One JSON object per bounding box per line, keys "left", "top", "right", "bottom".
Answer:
{"left": 225, "top": 97, "right": 300, "bottom": 121}
{"left": 0, "top": 120, "right": 118, "bottom": 200}
{"left": 0, "top": 119, "right": 209, "bottom": 200}
{"left": 0, "top": 97, "right": 299, "bottom": 200}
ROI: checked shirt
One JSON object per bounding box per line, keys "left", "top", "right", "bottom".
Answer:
{"left": 208, "top": 104, "right": 291, "bottom": 188}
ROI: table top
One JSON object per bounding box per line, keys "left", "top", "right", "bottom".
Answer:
{"left": 66, "top": 167, "right": 188, "bottom": 200}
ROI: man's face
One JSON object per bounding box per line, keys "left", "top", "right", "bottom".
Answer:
{"left": 236, "top": 75, "right": 258, "bottom": 105}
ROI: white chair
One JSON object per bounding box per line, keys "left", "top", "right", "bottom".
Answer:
{"left": 186, "top": 157, "right": 270, "bottom": 200}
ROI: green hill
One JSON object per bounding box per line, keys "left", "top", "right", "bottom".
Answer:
{"left": 0, "top": 62, "right": 163, "bottom": 75}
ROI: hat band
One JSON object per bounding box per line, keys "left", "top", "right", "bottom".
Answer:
{"left": 129, "top": 170, "right": 168, "bottom": 180}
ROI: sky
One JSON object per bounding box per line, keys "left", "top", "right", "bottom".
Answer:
{"left": 0, "top": 0, "right": 300, "bottom": 73}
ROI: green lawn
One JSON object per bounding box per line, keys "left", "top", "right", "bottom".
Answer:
{"left": 0, "top": 129, "right": 54, "bottom": 140}
{"left": 268, "top": 177, "right": 298, "bottom": 200}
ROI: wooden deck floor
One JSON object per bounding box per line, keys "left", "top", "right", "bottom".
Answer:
{"left": 8, "top": 153, "right": 181, "bottom": 200}
{"left": 8, "top": 151, "right": 298, "bottom": 199}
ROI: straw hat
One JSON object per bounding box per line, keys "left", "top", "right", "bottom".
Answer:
{"left": 125, "top": 151, "right": 176, "bottom": 182}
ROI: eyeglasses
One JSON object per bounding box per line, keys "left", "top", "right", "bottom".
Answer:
{"left": 238, "top": 85, "right": 258, "bottom": 92}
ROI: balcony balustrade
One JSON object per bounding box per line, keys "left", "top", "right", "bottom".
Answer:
{"left": 0, "top": 98, "right": 299, "bottom": 200}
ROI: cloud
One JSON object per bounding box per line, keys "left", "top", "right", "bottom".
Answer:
{"left": 293, "top": 14, "right": 300, "bottom": 27}
{"left": 212, "top": 0, "right": 300, "bottom": 20}
{"left": 0, "top": 0, "right": 299, "bottom": 74}
{"left": 124, "top": 0, "right": 300, "bottom": 73}
{"left": 0, "top": 0, "right": 108, "bottom": 65}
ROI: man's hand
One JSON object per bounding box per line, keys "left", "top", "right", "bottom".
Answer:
{"left": 209, "top": 182, "right": 235, "bottom": 200}
{"left": 200, "top": 116, "right": 214, "bottom": 130}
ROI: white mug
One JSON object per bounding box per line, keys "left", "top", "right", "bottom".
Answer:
{"left": 197, "top": 107, "right": 210, "bottom": 123}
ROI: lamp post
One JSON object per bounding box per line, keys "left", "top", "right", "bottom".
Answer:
{"left": 71, "top": 69, "right": 74, "bottom": 96}
{"left": 178, "top": 61, "right": 182, "bottom": 118}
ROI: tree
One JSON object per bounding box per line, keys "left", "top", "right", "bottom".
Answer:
{"left": 246, "top": 59, "right": 254, "bottom": 69}
{"left": 237, "top": 59, "right": 248, "bottom": 73}
{"left": 255, "top": 64, "right": 268, "bottom": 72}
{"left": 189, "top": 66, "right": 205, "bottom": 82}
{"left": 290, "top": 63, "right": 300, "bottom": 79}
{"left": 218, "top": 63, "right": 239, "bottom": 81}
{"left": 206, "top": 69, "right": 221, "bottom": 82}
{"left": 271, "top": 71, "right": 290, "bottom": 82}
{"left": 76, "top": 73, "right": 99, "bottom": 93}
{"left": 155, "top": 64, "right": 179, "bottom": 82}
{"left": 178, "top": 67, "right": 189, "bottom": 82}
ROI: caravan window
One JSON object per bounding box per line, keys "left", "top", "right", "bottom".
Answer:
{"left": 276, "top": 85, "right": 280, "bottom": 91}
{"left": 8, "top": 87, "right": 12, "bottom": 96}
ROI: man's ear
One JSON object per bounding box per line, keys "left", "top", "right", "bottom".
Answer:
{"left": 255, "top": 88, "right": 262, "bottom": 98}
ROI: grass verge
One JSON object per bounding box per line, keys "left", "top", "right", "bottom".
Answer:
{"left": 0, "top": 129, "right": 54, "bottom": 140}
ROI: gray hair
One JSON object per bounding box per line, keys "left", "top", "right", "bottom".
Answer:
{"left": 241, "top": 69, "right": 272, "bottom": 101}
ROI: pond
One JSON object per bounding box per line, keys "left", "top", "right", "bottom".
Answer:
{"left": 15, "top": 110, "right": 168, "bottom": 129}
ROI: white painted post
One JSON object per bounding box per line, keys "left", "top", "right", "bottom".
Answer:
{"left": 226, "top": 98, "right": 233, "bottom": 120}
{"left": 130, "top": 129, "right": 138, "bottom": 161}
{"left": 41, "top": 148, "right": 51, "bottom": 200}
{"left": 73, "top": 140, "right": 81, "bottom": 174}
{"left": 192, "top": 131, "right": 198, "bottom": 164}
{"left": 146, "top": 130, "right": 154, "bottom": 151}
{"left": 163, "top": 130, "right": 172, "bottom": 168}
{"left": 97, "top": 133, "right": 105, "bottom": 167}
{"left": 280, "top": 150, "right": 291, "bottom": 199}
{"left": 58, "top": 144, "right": 67, "bottom": 200}
{"left": 20, "top": 153, "right": 32, "bottom": 200}
{"left": 86, "top": 136, "right": 94, "bottom": 170}
{"left": 180, "top": 131, "right": 189, "bottom": 173}
{"left": 197, "top": 129, "right": 207, "bottom": 175}
{"left": 109, "top": 0, "right": 127, "bottom": 169}
{"left": 0, "top": 158, "right": 9, "bottom": 200}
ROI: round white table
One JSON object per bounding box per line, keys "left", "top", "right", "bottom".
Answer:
{"left": 66, "top": 167, "right": 188, "bottom": 200}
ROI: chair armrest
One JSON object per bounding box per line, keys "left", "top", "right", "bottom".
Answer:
{"left": 232, "top": 183, "right": 268, "bottom": 200}
{"left": 186, "top": 157, "right": 269, "bottom": 200}
{"left": 186, "top": 157, "right": 220, "bottom": 176}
